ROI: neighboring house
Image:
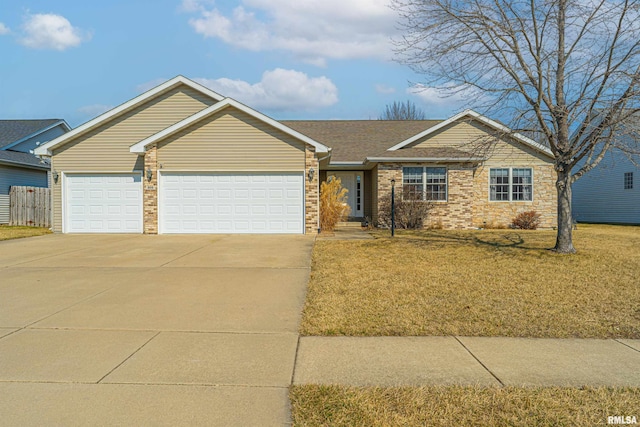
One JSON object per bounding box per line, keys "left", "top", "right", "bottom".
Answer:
{"left": 573, "top": 146, "right": 640, "bottom": 224}
{"left": 0, "top": 119, "right": 71, "bottom": 224}
{"left": 35, "top": 76, "right": 556, "bottom": 234}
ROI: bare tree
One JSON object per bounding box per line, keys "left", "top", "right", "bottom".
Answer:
{"left": 392, "top": 0, "right": 640, "bottom": 253}
{"left": 380, "top": 100, "right": 427, "bottom": 120}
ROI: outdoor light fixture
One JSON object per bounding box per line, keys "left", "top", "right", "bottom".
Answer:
{"left": 52, "top": 171, "right": 59, "bottom": 184}
{"left": 308, "top": 167, "right": 315, "bottom": 182}
{"left": 146, "top": 168, "right": 153, "bottom": 182}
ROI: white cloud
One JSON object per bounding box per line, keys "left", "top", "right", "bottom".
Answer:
{"left": 136, "top": 78, "right": 168, "bottom": 93}
{"left": 78, "top": 104, "right": 113, "bottom": 117}
{"left": 375, "top": 84, "right": 396, "bottom": 94}
{"left": 20, "top": 13, "right": 89, "bottom": 50}
{"left": 194, "top": 68, "right": 338, "bottom": 111}
{"left": 408, "top": 84, "right": 475, "bottom": 107}
{"left": 180, "top": 0, "right": 215, "bottom": 12}
{"left": 183, "top": 0, "right": 398, "bottom": 65}
{"left": 0, "top": 23, "right": 10, "bottom": 35}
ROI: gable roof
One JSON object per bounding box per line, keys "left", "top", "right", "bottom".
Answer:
{"left": 35, "top": 76, "right": 224, "bottom": 156}
{"left": 282, "top": 120, "right": 442, "bottom": 162}
{"left": 130, "top": 98, "right": 330, "bottom": 154}
{"left": 0, "top": 119, "right": 70, "bottom": 150}
{"left": 387, "top": 109, "right": 554, "bottom": 158}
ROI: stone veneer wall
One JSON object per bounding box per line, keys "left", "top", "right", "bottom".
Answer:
{"left": 376, "top": 162, "right": 476, "bottom": 229}
{"left": 305, "top": 146, "right": 319, "bottom": 234}
{"left": 472, "top": 164, "right": 557, "bottom": 228}
{"left": 375, "top": 163, "right": 402, "bottom": 227}
{"left": 143, "top": 144, "right": 158, "bottom": 234}
{"left": 374, "top": 162, "right": 556, "bottom": 229}
{"left": 426, "top": 164, "right": 474, "bottom": 229}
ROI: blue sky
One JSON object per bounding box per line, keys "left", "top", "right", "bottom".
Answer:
{"left": 0, "top": 0, "right": 470, "bottom": 128}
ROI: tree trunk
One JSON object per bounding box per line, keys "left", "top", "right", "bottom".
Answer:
{"left": 554, "top": 170, "right": 576, "bottom": 253}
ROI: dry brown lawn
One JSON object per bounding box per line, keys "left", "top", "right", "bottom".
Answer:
{"left": 0, "top": 225, "right": 51, "bottom": 241}
{"left": 290, "top": 385, "right": 640, "bottom": 427}
{"left": 301, "top": 224, "right": 640, "bottom": 338}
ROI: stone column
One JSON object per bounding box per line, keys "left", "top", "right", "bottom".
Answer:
{"left": 143, "top": 144, "right": 158, "bottom": 234}
{"left": 305, "top": 146, "right": 319, "bottom": 234}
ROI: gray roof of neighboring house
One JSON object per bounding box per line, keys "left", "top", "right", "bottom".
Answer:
{"left": 0, "top": 119, "right": 63, "bottom": 149}
{"left": 0, "top": 150, "right": 50, "bottom": 169}
{"left": 281, "top": 120, "right": 459, "bottom": 162}
{"left": 0, "top": 119, "right": 65, "bottom": 169}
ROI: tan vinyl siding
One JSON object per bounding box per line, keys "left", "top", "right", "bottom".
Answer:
{"left": 157, "top": 107, "right": 305, "bottom": 172}
{"left": 412, "top": 120, "right": 552, "bottom": 166}
{"left": 51, "top": 85, "right": 214, "bottom": 232}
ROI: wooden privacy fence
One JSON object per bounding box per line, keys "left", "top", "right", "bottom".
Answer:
{"left": 9, "top": 186, "right": 51, "bottom": 228}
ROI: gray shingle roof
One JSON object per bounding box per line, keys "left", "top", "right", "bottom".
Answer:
{"left": 281, "top": 120, "right": 460, "bottom": 162}
{"left": 0, "top": 150, "right": 49, "bottom": 169}
{"left": 0, "top": 119, "right": 62, "bottom": 149}
{"left": 365, "top": 146, "right": 481, "bottom": 160}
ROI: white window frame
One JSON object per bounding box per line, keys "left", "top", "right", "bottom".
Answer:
{"left": 402, "top": 166, "right": 448, "bottom": 202}
{"left": 489, "top": 167, "right": 534, "bottom": 202}
{"left": 624, "top": 172, "right": 634, "bottom": 190}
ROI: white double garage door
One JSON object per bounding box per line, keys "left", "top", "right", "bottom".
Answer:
{"left": 65, "top": 172, "right": 305, "bottom": 234}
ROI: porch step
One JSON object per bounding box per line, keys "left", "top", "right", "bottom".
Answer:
{"left": 336, "top": 221, "right": 363, "bottom": 228}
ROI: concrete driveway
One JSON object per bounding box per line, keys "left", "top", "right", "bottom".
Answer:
{"left": 0, "top": 233, "right": 314, "bottom": 426}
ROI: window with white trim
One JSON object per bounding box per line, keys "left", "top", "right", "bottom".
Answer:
{"left": 624, "top": 172, "right": 633, "bottom": 190}
{"left": 490, "top": 168, "right": 533, "bottom": 201}
{"left": 402, "top": 167, "right": 447, "bottom": 201}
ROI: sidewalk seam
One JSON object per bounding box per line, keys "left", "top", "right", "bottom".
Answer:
{"left": 454, "top": 336, "right": 505, "bottom": 387}
{"left": 96, "top": 331, "right": 161, "bottom": 384}
{"left": 614, "top": 339, "right": 640, "bottom": 354}
{"left": 289, "top": 335, "right": 302, "bottom": 385}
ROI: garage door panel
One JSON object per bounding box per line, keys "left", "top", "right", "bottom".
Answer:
{"left": 160, "top": 172, "right": 304, "bottom": 234}
{"left": 66, "top": 174, "right": 142, "bottom": 233}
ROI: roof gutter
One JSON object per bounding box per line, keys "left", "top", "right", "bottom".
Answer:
{"left": 365, "top": 157, "right": 485, "bottom": 163}
{"left": 0, "top": 159, "right": 50, "bottom": 170}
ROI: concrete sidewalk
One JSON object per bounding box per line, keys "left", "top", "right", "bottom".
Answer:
{"left": 293, "top": 336, "right": 640, "bottom": 387}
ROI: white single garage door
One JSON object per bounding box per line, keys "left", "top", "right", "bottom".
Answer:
{"left": 65, "top": 174, "right": 143, "bottom": 233}
{"left": 160, "top": 172, "right": 304, "bottom": 234}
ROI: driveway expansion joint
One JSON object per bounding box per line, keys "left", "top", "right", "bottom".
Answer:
{"left": 454, "top": 336, "right": 505, "bottom": 387}
{"left": 23, "top": 288, "right": 113, "bottom": 329}
{"left": 96, "top": 331, "right": 161, "bottom": 384}
{"left": 158, "top": 242, "right": 215, "bottom": 267}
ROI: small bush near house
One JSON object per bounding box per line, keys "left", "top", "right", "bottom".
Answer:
{"left": 320, "top": 177, "right": 351, "bottom": 232}
{"left": 511, "top": 210, "right": 541, "bottom": 230}
{"left": 377, "top": 194, "right": 431, "bottom": 229}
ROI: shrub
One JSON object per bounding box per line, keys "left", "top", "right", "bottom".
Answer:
{"left": 320, "top": 177, "right": 351, "bottom": 232}
{"left": 511, "top": 210, "right": 541, "bottom": 230}
{"left": 377, "top": 193, "right": 432, "bottom": 229}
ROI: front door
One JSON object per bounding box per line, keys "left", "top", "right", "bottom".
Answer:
{"left": 328, "top": 171, "right": 364, "bottom": 217}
